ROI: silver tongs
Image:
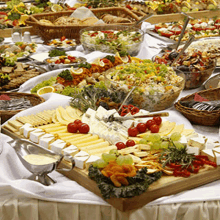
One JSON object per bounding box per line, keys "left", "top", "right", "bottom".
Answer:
{"left": 105, "top": 112, "right": 169, "bottom": 122}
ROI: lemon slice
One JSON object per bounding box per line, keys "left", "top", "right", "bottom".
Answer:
{"left": 37, "top": 86, "right": 55, "bottom": 96}
{"left": 70, "top": 67, "right": 83, "bottom": 75}
{"left": 51, "top": 4, "right": 63, "bottom": 12}
{"left": 115, "top": 52, "right": 129, "bottom": 63}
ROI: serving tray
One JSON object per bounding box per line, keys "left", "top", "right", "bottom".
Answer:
{"left": 2, "top": 126, "right": 220, "bottom": 212}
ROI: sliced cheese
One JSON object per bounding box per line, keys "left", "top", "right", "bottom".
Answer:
{"left": 62, "top": 145, "right": 79, "bottom": 162}
{"left": 81, "top": 141, "right": 109, "bottom": 152}
{"left": 73, "top": 151, "right": 90, "bottom": 169}
{"left": 29, "top": 129, "right": 45, "bottom": 143}
{"left": 50, "top": 139, "right": 66, "bottom": 153}
{"left": 39, "top": 133, "right": 55, "bottom": 149}
{"left": 88, "top": 145, "right": 117, "bottom": 155}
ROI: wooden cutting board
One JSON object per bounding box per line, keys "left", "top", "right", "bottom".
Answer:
{"left": 2, "top": 127, "right": 220, "bottom": 212}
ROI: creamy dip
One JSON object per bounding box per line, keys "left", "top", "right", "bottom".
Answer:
{"left": 24, "top": 154, "right": 58, "bottom": 165}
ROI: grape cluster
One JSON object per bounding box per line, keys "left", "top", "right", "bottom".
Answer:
{"left": 93, "top": 149, "right": 133, "bottom": 168}
{"left": 139, "top": 132, "right": 184, "bottom": 150}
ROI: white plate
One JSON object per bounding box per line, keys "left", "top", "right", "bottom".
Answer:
{"left": 30, "top": 51, "right": 85, "bottom": 63}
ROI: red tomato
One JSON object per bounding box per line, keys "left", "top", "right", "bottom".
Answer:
{"left": 128, "top": 127, "right": 138, "bottom": 137}
{"left": 126, "top": 140, "right": 136, "bottom": 147}
{"left": 67, "top": 122, "right": 78, "bottom": 133}
{"left": 146, "top": 119, "right": 156, "bottom": 129}
{"left": 150, "top": 124, "right": 160, "bottom": 133}
{"left": 74, "top": 119, "right": 82, "bottom": 124}
{"left": 153, "top": 116, "right": 162, "bottom": 125}
{"left": 160, "top": 31, "right": 173, "bottom": 38}
{"left": 78, "top": 123, "right": 90, "bottom": 134}
{"left": 60, "top": 36, "right": 66, "bottom": 41}
{"left": 12, "top": 20, "right": 19, "bottom": 27}
{"left": 116, "top": 142, "right": 126, "bottom": 150}
{"left": 136, "top": 123, "right": 147, "bottom": 133}
{"left": 55, "top": 60, "right": 60, "bottom": 64}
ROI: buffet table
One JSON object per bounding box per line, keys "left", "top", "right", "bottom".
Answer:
{"left": 1, "top": 22, "right": 220, "bottom": 219}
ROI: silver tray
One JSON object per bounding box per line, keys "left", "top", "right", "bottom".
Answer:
{"left": 204, "top": 73, "right": 220, "bottom": 90}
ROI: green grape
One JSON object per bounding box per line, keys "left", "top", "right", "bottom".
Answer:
{"left": 174, "top": 141, "right": 184, "bottom": 149}
{"left": 109, "top": 149, "right": 119, "bottom": 156}
{"left": 139, "top": 139, "right": 148, "bottom": 144}
{"left": 93, "top": 159, "right": 107, "bottom": 168}
{"left": 151, "top": 141, "right": 161, "bottom": 150}
{"left": 181, "top": 6, "right": 190, "bottom": 12}
{"left": 123, "top": 155, "right": 133, "bottom": 165}
{"left": 102, "top": 153, "right": 116, "bottom": 163}
{"left": 143, "top": 134, "right": 151, "bottom": 141}
{"left": 116, "top": 155, "right": 125, "bottom": 165}
{"left": 207, "top": 4, "right": 216, "bottom": 10}
{"left": 170, "top": 132, "right": 181, "bottom": 141}
{"left": 161, "top": 141, "right": 169, "bottom": 149}
{"left": 149, "top": 134, "right": 161, "bottom": 143}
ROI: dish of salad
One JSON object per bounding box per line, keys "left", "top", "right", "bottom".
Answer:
{"left": 80, "top": 27, "right": 144, "bottom": 56}
{"left": 106, "top": 60, "right": 185, "bottom": 111}
{"left": 0, "top": 42, "right": 37, "bottom": 60}
{"left": 47, "top": 36, "right": 77, "bottom": 50}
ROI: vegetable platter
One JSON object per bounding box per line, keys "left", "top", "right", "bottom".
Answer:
{"left": 2, "top": 96, "right": 220, "bottom": 212}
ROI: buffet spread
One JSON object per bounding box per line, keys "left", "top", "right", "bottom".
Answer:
{"left": 1, "top": 0, "right": 220, "bottom": 213}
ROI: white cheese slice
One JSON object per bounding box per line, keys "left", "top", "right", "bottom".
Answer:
{"left": 62, "top": 145, "right": 79, "bottom": 162}
{"left": 73, "top": 151, "right": 90, "bottom": 169}
{"left": 19, "top": 123, "right": 33, "bottom": 135}
{"left": 23, "top": 126, "right": 36, "bottom": 138}
{"left": 186, "top": 146, "right": 200, "bottom": 155}
{"left": 179, "top": 135, "right": 187, "bottom": 146}
{"left": 81, "top": 114, "right": 90, "bottom": 124}
{"left": 50, "top": 139, "right": 66, "bottom": 154}
{"left": 201, "top": 149, "right": 215, "bottom": 162}
{"left": 122, "top": 120, "right": 134, "bottom": 129}
{"left": 212, "top": 147, "right": 220, "bottom": 165}
{"left": 29, "top": 129, "right": 45, "bottom": 143}
{"left": 85, "top": 155, "right": 101, "bottom": 170}
{"left": 205, "top": 139, "right": 220, "bottom": 149}
{"left": 39, "top": 133, "right": 55, "bottom": 149}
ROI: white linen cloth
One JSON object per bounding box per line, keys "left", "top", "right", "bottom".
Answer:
{"left": 1, "top": 93, "right": 220, "bottom": 209}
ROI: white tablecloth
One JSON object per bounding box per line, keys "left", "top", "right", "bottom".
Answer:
{"left": 1, "top": 22, "right": 220, "bottom": 219}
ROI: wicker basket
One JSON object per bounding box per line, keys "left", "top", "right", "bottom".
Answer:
{"left": 25, "top": 7, "right": 140, "bottom": 43}
{"left": 174, "top": 88, "right": 220, "bottom": 126}
{"left": 0, "top": 92, "right": 45, "bottom": 124}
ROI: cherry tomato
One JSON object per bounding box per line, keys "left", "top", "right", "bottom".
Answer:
{"left": 128, "top": 127, "right": 138, "bottom": 137}
{"left": 74, "top": 119, "right": 82, "bottom": 124}
{"left": 153, "top": 116, "right": 162, "bottom": 125}
{"left": 67, "top": 122, "right": 78, "bottom": 133}
{"left": 126, "top": 140, "right": 136, "bottom": 147}
{"left": 78, "top": 123, "right": 90, "bottom": 134}
{"left": 136, "top": 123, "right": 147, "bottom": 133}
{"left": 146, "top": 119, "right": 156, "bottom": 129}
{"left": 116, "top": 142, "right": 126, "bottom": 150}
{"left": 150, "top": 124, "right": 160, "bottom": 133}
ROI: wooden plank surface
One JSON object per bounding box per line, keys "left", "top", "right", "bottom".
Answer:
{"left": 2, "top": 123, "right": 220, "bottom": 212}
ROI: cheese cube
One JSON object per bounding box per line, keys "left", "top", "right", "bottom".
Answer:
{"left": 73, "top": 151, "right": 90, "bottom": 169}
{"left": 23, "top": 126, "right": 36, "bottom": 138}
{"left": 50, "top": 139, "right": 66, "bottom": 154}
{"left": 201, "top": 149, "right": 215, "bottom": 162}
{"left": 39, "top": 134, "right": 55, "bottom": 149}
{"left": 186, "top": 146, "right": 200, "bottom": 155}
{"left": 95, "top": 106, "right": 108, "bottom": 120}
{"left": 85, "top": 108, "right": 96, "bottom": 118}
{"left": 29, "top": 129, "right": 45, "bottom": 143}
{"left": 62, "top": 145, "right": 79, "bottom": 162}
{"left": 205, "top": 139, "right": 220, "bottom": 149}
{"left": 188, "top": 137, "right": 206, "bottom": 150}
{"left": 19, "top": 123, "right": 33, "bottom": 136}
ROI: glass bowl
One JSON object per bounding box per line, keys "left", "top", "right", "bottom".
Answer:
{"left": 104, "top": 60, "right": 185, "bottom": 112}
{"left": 152, "top": 51, "right": 216, "bottom": 90}
{"left": 80, "top": 25, "right": 144, "bottom": 56}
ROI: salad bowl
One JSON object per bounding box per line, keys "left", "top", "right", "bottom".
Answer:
{"left": 80, "top": 25, "right": 144, "bottom": 56}
{"left": 105, "top": 60, "right": 185, "bottom": 111}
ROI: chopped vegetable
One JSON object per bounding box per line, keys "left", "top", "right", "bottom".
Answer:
{"left": 58, "top": 69, "right": 73, "bottom": 81}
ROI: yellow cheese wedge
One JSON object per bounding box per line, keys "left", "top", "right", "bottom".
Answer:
{"left": 181, "top": 129, "right": 195, "bottom": 137}
{"left": 70, "top": 135, "right": 99, "bottom": 145}
{"left": 158, "top": 121, "right": 176, "bottom": 136}
{"left": 42, "top": 126, "right": 67, "bottom": 132}
{"left": 82, "top": 141, "right": 110, "bottom": 152}
{"left": 58, "top": 106, "right": 74, "bottom": 121}
{"left": 62, "top": 134, "right": 91, "bottom": 142}
{"left": 169, "top": 124, "right": 184, "bottom": 135}
{"left": 77, "top": 139, "right": 105, "bottom": 149}
{"left": 88, "top": 145, "right": 116, "bottom": 155}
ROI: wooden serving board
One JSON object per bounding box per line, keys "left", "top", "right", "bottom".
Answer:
{"left": 2, "top": 126, "right": 220, "bottom": 212}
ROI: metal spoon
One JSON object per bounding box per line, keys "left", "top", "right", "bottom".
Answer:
{"left": 171, "top": 35, "right": 195, "bottom": 67}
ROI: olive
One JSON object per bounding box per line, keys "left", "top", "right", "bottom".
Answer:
{"left": 99, "top": 101, "right": 110, "bottom": 110}
{"left": 168, "top": 51, "right": 179, "bottom": 60}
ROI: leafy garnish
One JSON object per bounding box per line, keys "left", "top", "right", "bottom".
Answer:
{"left": 89, "top": 166, "right": 162, "bottom": 199}
{"left": 78, "top": 62, "right": 91, "bottom": 69}
{"left": 58, "top": 69, "right": 73, "bottom": 81}
{"left": 48, "top": 49, "right": 66, "bottom": 57}
{"left": 31, "top": 77, "right": 56, "bottom": 94}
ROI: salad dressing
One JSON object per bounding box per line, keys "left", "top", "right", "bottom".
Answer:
{"left": 24, "top": 154, "right": 58, "bottom": 165}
